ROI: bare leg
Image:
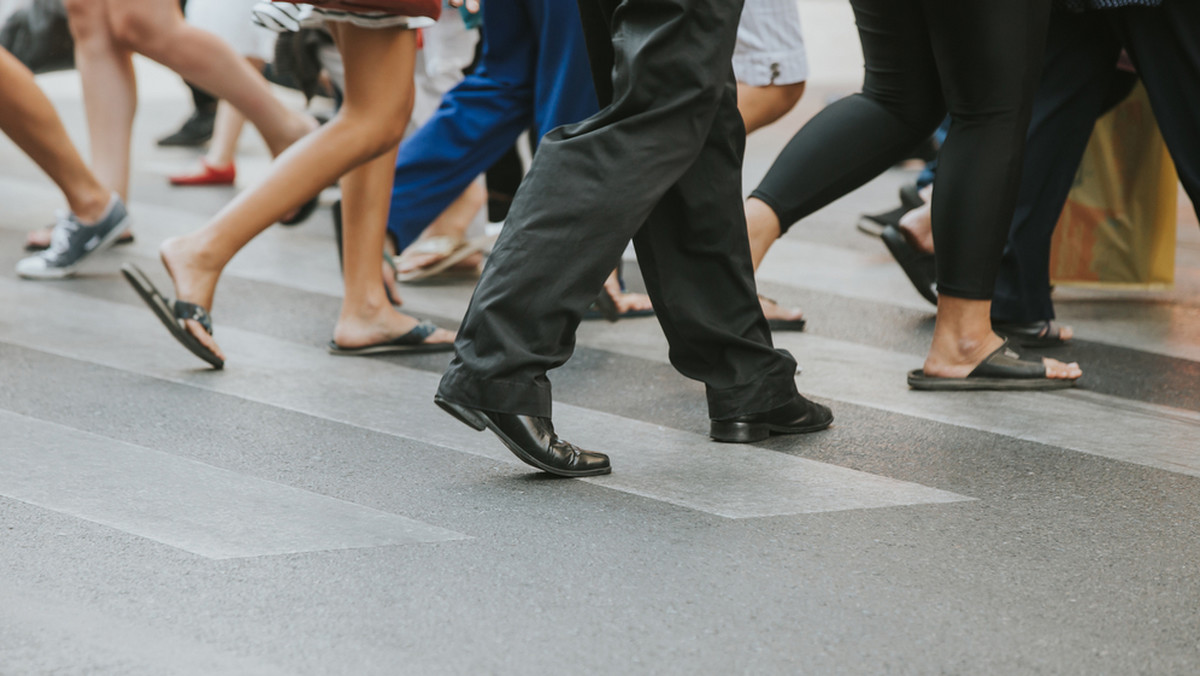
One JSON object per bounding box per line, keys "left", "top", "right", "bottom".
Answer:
{"left": 202, "top": 57, "right": 263, "bottom": 169}
{"left": 738, "top": 80, "right": 806, "bottom": 323}
{"left": 0, "top": 48, "right": 110, "bottom": 222}
{"left": 160, "top": 24, "right": 451, "bottom": 354}
{"left": 334, "top": 141, "right": 451, "bottom": 346}
{"left": 742, "top": 196, "right": 803, "bottom": 322}
{"left": 63, "top": 0, "right": 137, "bottom": 201}
{"left": 105, "top": 0, "right": 311, "bottom": 155}
{"left": 204, "top": 101, "right": 245, "bottom": 169}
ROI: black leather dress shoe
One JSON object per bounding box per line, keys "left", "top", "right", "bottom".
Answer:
{"left": 710, "top": 395, "right": 833, "bottom": 443}
{"left": 435, "top": 397, "right": 612, "bottom": 477}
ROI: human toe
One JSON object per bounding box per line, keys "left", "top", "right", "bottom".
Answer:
{"left": 1042, "top": 357, "right": 1081, "bottom": 380}
{"left": 186, "top": 319, "right": 226, "bottom": 361}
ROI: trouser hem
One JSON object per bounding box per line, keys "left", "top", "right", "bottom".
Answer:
{"left": 436, "top": 369, "right": 553, "bottom": 419}
{"left": 705, "top": 351, "right": 800, "bottom": 420}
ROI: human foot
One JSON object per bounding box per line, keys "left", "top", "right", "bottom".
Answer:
{"left": 332, "top": 304, "right": 455, "bottom": 353}
{"left": 897, "top": 203, "right": 934, "bottom": 254}
{"left": 396, "top": 235, "right": 491, "bottom": 283}
{"left": 912, "top": 333, "right": 1081, "bottom": 390}
{"left": 158, "top": 236, "right": 227, "bottom": 363}
{"left": 589, "top": 272, "right": 654, "bottom": 321}
{"left": 605, "top": 273, "right": 653, "bottom": 315}
{"left": 16, "top": 196, "right": 131, "bottom": 279}
{"left": 121, "top": 263, "right": 224, "bottom": 369}
{"left": 758, "top": 294, "right": 805, "bottom": 331}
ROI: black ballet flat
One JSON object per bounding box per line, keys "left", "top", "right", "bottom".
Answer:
{"left": 280, "top": 194, "right": 320, "bottom": 226}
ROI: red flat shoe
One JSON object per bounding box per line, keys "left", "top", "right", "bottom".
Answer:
{"left": 168, "top": 159, "right": 236, "bottom": 187}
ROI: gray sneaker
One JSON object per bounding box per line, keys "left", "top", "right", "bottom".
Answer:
{"left": 16, "top": 195, "right": 131, "bottom": 279}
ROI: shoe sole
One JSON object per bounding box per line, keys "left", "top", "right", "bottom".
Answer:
{"left": 16, "top": 213, "right": 132, "bottom": 280}
{"left": 907, "top": 369, "right": 1077, "bottom": 391}
{"left": 434, "top": 397, "right": 612, "bottom": 477}
{"left": 709, "top": 416, "right": 834, "bottom": 444}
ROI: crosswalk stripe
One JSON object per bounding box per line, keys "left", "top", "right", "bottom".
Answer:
{"left": 0, "top": 410, "right": 468, "bottom": 559}
{"left": 578, "top": 320, "right": 1200, "bottom": 479}
{"left": 0, "top": 278, "right": 972, "bottom": 519}
{"left": 0, "top": 582, "right": 294, "bottom": 675}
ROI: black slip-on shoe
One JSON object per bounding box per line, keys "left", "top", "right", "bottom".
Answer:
{"left": 157, "top": 107, "right": 216, "bottom": 147}
{"left": 710, "top": 395, "right": 833, "bottom": 443}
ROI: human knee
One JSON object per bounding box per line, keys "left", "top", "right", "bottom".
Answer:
{"left": 335, "top": 108, "right": 411, "bottom": 160}
{"left": 108, "top": 6, "right": 170, "bottom": 54}
{"left": 62, "top": 0, "right": 109, "bottom": 43}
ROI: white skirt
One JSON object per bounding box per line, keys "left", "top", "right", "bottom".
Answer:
{"left": 187, "top": 0, "right": 277, "bottom": 61}
{"left": 252, "top": 3, "right": 435, "bottom": 32}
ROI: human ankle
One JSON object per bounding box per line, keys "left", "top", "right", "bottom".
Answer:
{"left": 70, "top": 190, "right": 114, "bottom": 225}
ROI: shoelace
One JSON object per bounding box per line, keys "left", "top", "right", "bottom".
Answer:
{"left": 47, "top": 215, "right": 81, "bottom": 256}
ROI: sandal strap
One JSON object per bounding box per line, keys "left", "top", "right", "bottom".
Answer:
{"left": 400, "top": 320, "right": 438, "bottom": 344}
{"left": 173, "top": 301, "right": 214, "bottom": 335}
{"left": 968, "top": 338, "right": 1044, "bottom": 379}
{"left": 402, "top": 236, "right": 463, "bottom": 258}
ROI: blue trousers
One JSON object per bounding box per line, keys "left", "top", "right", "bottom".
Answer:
{"left": 386, "top": 0, "right": 599, "bottom": 251}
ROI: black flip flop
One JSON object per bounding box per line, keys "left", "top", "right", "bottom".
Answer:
{"left": 587, "top": 289, "right": 620, "bottom": 322}
{"left": 768, "top": 317, "right": 808, "bottom": 332}
{"left": 759, "top": 295, "right": 806, "bottom": 332}
{"left": 899, "top": 182, "right": 925, "bottom": 210}
{"left": 856, "top": 204, "right": 907, "bottom": 238}
{"left": 907, "top": 338, "right": 1077, "bottom": 391}
{"left": 121, "top": 263, "right": 224, "bottom": 369}
{"left": 582, "top": 299, "right": 656, "bottom": 321}
{"left": 280, "top": 194, "right": 320, "bottom": 226}
{"left": 993, "top": 320, "right": 1070, "bottom": 348}
{"left": 881, "top": 225, "right": 938, "bottom": 306}
{"left": 328, "top": 320, "right": 455, "bottom": 355}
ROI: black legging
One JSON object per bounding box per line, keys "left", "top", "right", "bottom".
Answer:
{"left": 751, "top": 0, "right": 1051, "bottom": 300}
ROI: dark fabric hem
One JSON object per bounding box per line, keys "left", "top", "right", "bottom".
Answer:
{"left": 935, "top": 285, "right": 994, "bottom": 302}
{"left": 436, "top": 368, "right": 554, "bottom": 419}
{"left": 747, "top": 190, "right": 790, "bottom": 235}
{"left": 705, "top": 354, "right": 800, "bottom": 420}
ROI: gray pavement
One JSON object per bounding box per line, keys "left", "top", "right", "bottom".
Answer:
{"left": 3, "top": 32, "right": 1200, "bottom": 676}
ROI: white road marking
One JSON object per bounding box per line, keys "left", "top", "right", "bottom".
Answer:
{"left": 0, "top": 410, "right": 468, "bottom": 559}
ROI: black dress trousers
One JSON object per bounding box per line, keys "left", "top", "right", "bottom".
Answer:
{"left": 437, "top": 0, "right": 801, "bottom": 419}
